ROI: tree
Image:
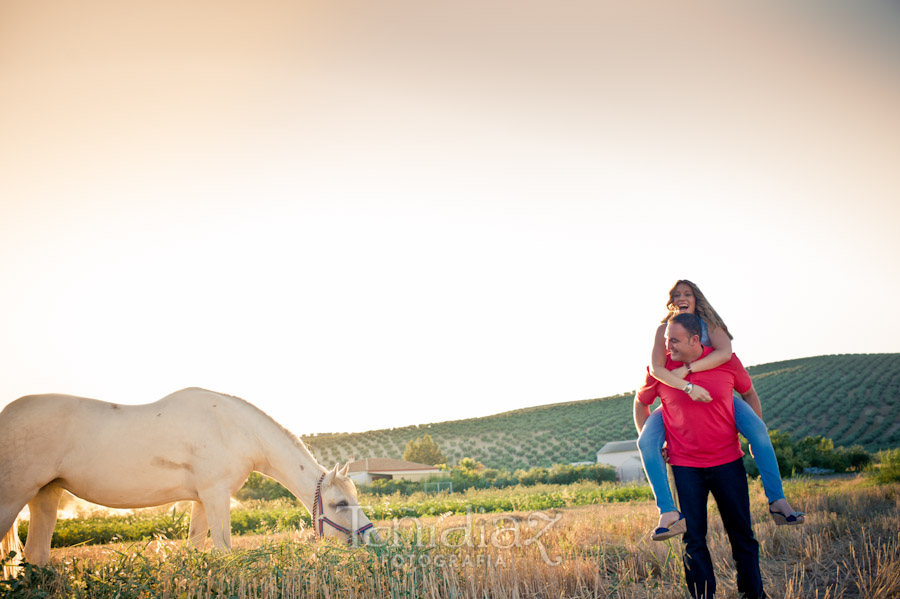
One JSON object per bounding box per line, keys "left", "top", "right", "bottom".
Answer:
{"left": 403, "top": 434, "right": 447, "bottom": 465}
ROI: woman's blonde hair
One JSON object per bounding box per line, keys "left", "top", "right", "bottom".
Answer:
{"left": 662, "top": 279, "right": 733, "bottom": 340}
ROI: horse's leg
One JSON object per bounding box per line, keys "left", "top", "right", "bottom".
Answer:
{"left": 198, "top": 488, "right": 232, "bottom": 550}
{"left": 1, "top": 500, "right": 28, "bottom": 578}
{"left": 23, "top": 484, "right": 63, "bottom": 566}
{"left": 2, "top": 482, "right": 46, "bottom": 574}
{"left": 0, "top": 504, "right": 25, "bottom": 553}
{"left": 188, "top": 501, "right": 209, "bottom": 550}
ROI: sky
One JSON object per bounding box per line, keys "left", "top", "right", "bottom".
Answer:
{"left": 2, "top": 0, "right": 899, "bottom": 437}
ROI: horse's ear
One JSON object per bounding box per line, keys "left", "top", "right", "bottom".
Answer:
{"left": 323, "top": 464, "right": 339, "bottom": 485}
{"left": 340, "top": 462, "right": 350, "bottom": 477}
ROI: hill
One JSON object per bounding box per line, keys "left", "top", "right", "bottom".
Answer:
{"left": 302, "top": 353, "right": 900, "bottom": 471}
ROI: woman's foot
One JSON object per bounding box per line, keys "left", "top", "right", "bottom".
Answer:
{"left": 651, "top": 511, "right": 686, "bottom": 541}
{"left": 657, "top": 510, "right": 682, "bottom": 530}
{"left": 769, "top": 498, "right": 805, "bottom": 525}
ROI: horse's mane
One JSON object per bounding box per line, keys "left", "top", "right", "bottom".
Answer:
{"left": 181, "top": 388, "right": 315, "bottom": 458}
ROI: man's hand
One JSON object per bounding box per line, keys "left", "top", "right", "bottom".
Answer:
{"left": 688, "top": 384, "right": 712, "bottom": 403}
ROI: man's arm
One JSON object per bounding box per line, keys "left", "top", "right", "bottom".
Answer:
{"left": 634, "top": 393, "right": 653, "bottom": 434}
{"left": 738, "top": 384, "right": 763, "bottom": 419}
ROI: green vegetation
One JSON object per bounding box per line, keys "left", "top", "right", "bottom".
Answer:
{"left": 237, "top": 472, "right": 294, "bottom": 501}
{"left": 302, "top": 354, "right": 900, "bottom": 470}
{"left": 742, "top": 430, "right": 872, "bottom": 478}
{"left": 20, "top": 482, "right": 650, "bottom": 549}
{"left": 304, "top": 392, "right": 636, "bottom": 470}
{"left": 25, "top": 426, "right": 884, "bottom": 551}
{"left": 6, "top": 478, "right": 900, "bottom": 599}
{"left": 234, "top": 460, "right": 618, "bottom": 501}
{"left": 746, "top": 353, "right": 900, "bottom": 451}
{"left": 361, "top": 461, "right": 617, "bottom": 496}
{"left": 871, "top": 448, "right": 900, "bottom": 484}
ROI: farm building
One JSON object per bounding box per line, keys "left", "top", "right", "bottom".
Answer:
{"left": 595, "top": 440, "right": 646, "bottom": 483}
{"left": 346, "top": 458, "right": 448, "bottom": 485}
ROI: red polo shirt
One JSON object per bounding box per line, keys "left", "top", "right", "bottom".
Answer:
{"left": 638, "top": 347, "right": 753, "bottom": 468}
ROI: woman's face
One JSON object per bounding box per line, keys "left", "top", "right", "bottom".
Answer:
{"left": 671, "top": 283, "right": 696, "bottom": 314}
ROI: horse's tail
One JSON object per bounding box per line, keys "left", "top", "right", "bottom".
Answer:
{"left": 1, "top": 516, "right": 24, "bottom": 580}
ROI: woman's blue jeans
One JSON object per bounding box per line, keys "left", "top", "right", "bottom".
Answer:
{"left": 637, "top": 396, "right": 785, "bottom": 514}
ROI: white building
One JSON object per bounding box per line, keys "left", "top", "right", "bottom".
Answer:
{"left": 595, "top": 440, "right": 646, "bottom": 483}
{"left": 346, "top": 458, "right": 448, "bottom": 485}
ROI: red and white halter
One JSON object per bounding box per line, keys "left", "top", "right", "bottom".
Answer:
{"left": 311, "top": 472, "right": 374, "bottom": 542}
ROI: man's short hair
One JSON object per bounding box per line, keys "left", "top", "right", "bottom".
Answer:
{"left": 671, "top": 312, "right": 702, "bottom": 340}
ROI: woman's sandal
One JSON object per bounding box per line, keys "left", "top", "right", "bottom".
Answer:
{"left": 769, "top": 509, "right": 805, "bottom": 526}
{"left": 651, "top": 513, "right": 686, "bottom": 541}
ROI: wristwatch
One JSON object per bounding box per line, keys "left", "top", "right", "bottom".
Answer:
{"left": 683, "top": 382, "right": 694, "bottom": 394}
{"left": 686, "top": 362, "right": 693, "bottom": 373}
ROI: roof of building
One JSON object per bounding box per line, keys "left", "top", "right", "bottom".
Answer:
{"left": 597, "top": 440, "right": 639, "bottom": 454}
{"left": 347, "top": 458, "right": 440, "bottom": 473}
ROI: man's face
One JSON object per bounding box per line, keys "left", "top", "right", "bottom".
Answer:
{"left": 665, "top": 322, "right": 699, "bottom": 362}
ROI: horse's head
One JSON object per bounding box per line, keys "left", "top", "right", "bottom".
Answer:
{"left": 313, "top": 463, "right": 379, "bottom": 545}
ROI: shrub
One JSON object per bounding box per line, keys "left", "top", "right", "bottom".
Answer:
{"left": 517, "top": 467, "right": 549, "bottom": 486}
{"left": 742, "top": 431, "right": 873, "bottom": 478}
{"left": 870, "top": 448, "right": 900, "bottom": 484}
{"left": 835, "top": 445, "right": 872, "bottom": 472}
{"left": 235, "top": 473, "right": 293, "bottom": 501}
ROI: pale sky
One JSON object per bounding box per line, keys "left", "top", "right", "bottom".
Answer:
{"left": 2, "top": 0, "right": 899, "bottom": 436}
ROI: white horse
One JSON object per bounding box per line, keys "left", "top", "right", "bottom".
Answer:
{"left": 0, "top": 388, "right": 376, "bottom": 575}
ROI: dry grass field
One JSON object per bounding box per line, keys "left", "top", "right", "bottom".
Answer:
{"left": 4, "top": 477, "right": 899, "bottom": 598}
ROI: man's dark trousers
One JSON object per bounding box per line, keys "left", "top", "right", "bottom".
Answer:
{"left": 672, "top": 458, "right": 765, "bottom": 599}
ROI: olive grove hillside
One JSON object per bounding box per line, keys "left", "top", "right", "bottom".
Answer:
{"left": 302, "top": 353, "right": 900, "bottom": 470}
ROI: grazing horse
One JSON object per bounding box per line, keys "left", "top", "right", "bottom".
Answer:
{"left": 0, "top": 388, "right": 376, "bottom": 574}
